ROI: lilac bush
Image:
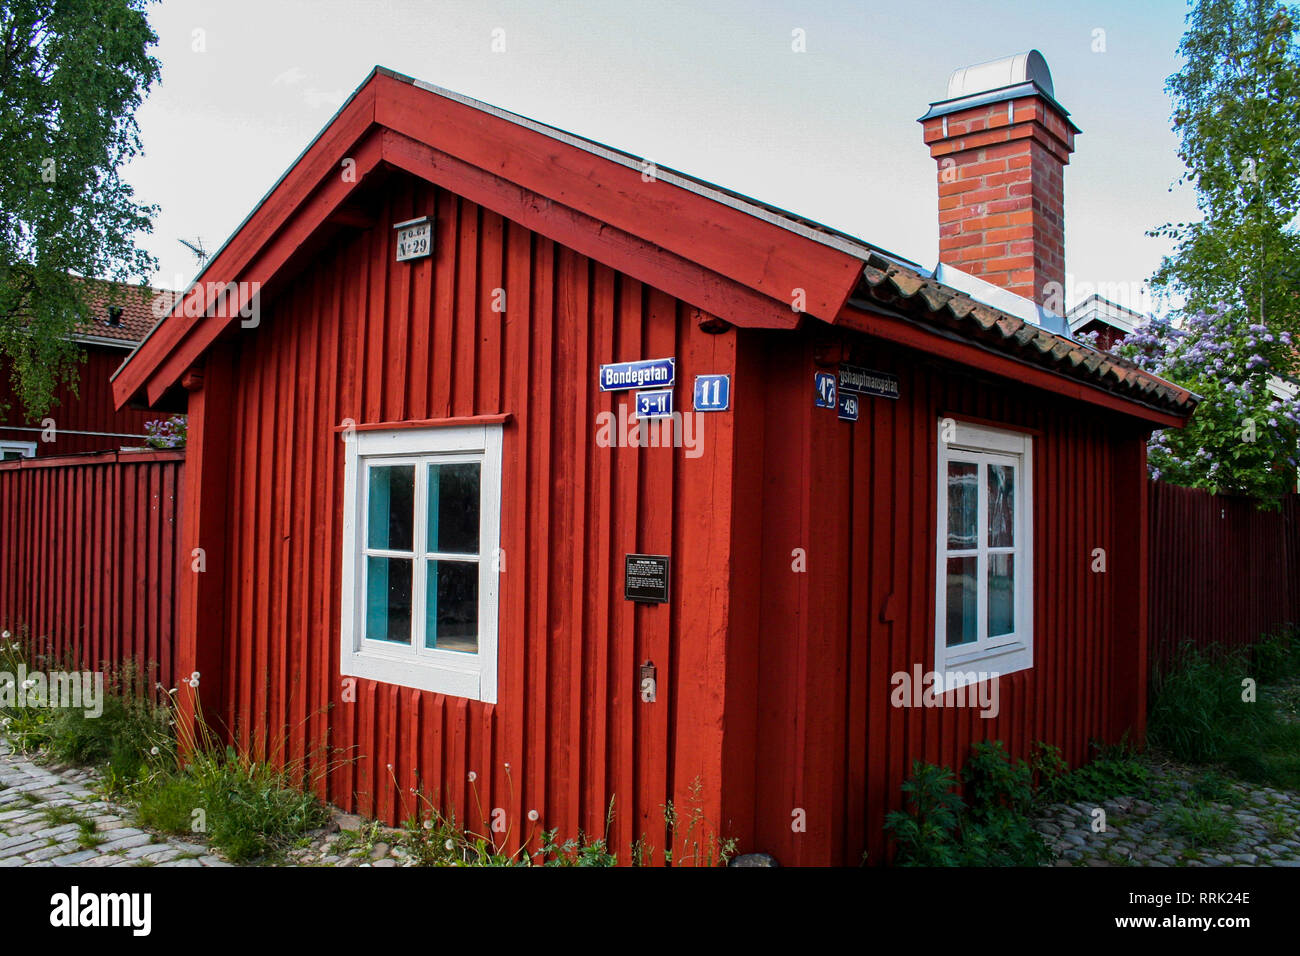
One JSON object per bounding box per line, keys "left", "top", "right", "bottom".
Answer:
{"left": 144, "top": 414, "right": 187, "bottom": 449}
{"left": 1113, "top": 305, "right": 1299, "bottom": 502}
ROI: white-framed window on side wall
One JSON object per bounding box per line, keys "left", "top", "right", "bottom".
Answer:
{"left": 340, "top": 422, "right": 502, "bottom": 702}
{"left": 934, "top": 419, "right": 1034, "bottom": 680}
{"left": 0, "top": 441, "right": 36, "bottom": 461}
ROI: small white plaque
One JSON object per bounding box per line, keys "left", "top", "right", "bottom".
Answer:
{"left": 394, "top": 216, "right": 432, "bottom": 262}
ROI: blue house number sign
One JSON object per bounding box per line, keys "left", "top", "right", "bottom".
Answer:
{"left": 693, "top": 375, "right": 730, "bottom": 411}
{"left": 635, "top": 388, "right": 674, "bottom": 419}
{"left": 814, "top": 371, "right": 837, "bottom": 409}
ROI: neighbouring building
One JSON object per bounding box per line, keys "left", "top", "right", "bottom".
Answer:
{"left": 0, "top": 277, "right": 177, "bottom": 458}
{"left": 112, "top": 53, "right": 1196, "bottom": 865}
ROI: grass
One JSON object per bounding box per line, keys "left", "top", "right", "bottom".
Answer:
{"left": 1149, "top": 628, "right": 1300, "bottom": 789}
{"left": 1169, "top": 805, "right": 1237, "bottom": 849}
{"left": 0, "top": 632, "right": 332, "bottom": 864}
{"left": 38, "top": 803, "right": 103, "bottom": 848}
{"left": 130, "top": 733, "right": 331, "bottom": 864}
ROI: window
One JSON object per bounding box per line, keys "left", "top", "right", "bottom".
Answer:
{"left": 0, "top": 442, "right": 35, "bottom": 461}
{"left": 934, "top": 419, "right": 1033, "bottom": 679}
{"left": 340, "top": 423, "right": 502, "bottom": 702}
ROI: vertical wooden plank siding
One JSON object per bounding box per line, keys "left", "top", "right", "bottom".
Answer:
{"left": 0, "top": 451, "right": 183, "bottom": 683}
{"left": 726, "top": 331, "right": 1138, "bottom": 865}
{"left": 211, "top": 174, "right": 737, "bottom": 859}
{"left": 0, "top": 347, "right": 169, "bottom": 457}
{"left": 1148, "top": 481, "right": 1300, "bottom": 669}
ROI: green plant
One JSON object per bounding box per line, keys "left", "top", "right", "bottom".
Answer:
{"left": 1264, "top": 807, "right": 1295, "bottom": 840}
{"left": 1251, "top": 626, "right": 1300, "bottom": 683}
{"left": 1169, "top": 806, "right": 1237, "bottom": 848}
{"left": 959, "top": 741, "right": 1051, "bottom": 867}
{"left": 1190, "top": 770, "right": 1235, "bottom": 804}
{"left": 1150, "top": 639, "right": 1300, "bottom": 788}
{"left": 661, "top": 778, "right": 738, "bottom": 867}
{"left": 886, "top": 744, "right": 1052, "bottom": 867}
{"left": 1035, "top": 741, "right": 1152, "bottom": 804}
{"left": 132, "top": 743, "right": 329, "bottom": 863}
{"left": 884, "top": 761, "right": 965, "bottom": 866}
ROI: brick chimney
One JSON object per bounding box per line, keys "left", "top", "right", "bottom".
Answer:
{"left": 920, "top": 51, "right": 1078, "bottom": 312}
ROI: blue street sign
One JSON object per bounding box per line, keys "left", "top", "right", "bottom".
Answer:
{"left": 814, "top": 371, "right": 837, "bottom": 408}
{"left": 693, "top": 374, "right": 730, "bottom": 411}
{"left": 838, "top": 390, "right": 860, "bottom": 422}
{"left": 635, "top": 388, "right": 674, "bottom": 419}
{"left": 838, "top": 365, "right": 900, "bottom": 400}
{"left": 599, "top": 357, "right": 676, "bottom": 392}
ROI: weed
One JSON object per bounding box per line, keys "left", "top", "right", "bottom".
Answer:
{"left": 662, "top": 778, "right": 738, "bottom": 867}
{"left": 1168, "top": 806, "right": 1236, "bottom": 848}
{"left": 1263, "top": 808, "right": 1294, "bottom": 841}
{"left": 885, "top": 743, "right": 1051, "bottom": 867}
{"left": 1035, "top": 741, "right": 1152, "bottom": 804}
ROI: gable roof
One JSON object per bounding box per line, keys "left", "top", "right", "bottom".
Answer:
{"left": 112, "top": 66, "right": 1195, "bottom": 426}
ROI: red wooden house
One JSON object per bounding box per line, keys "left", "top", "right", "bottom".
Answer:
{"left": 112, "top": 52, "right": 1195, "bottom": 865}
{"left": 0, "top": 277, "right": 176, "bottom": 458}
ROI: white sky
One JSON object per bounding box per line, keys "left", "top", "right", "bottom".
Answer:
{"left": 125, "top": 0, "right": 1201, "bottom": 312}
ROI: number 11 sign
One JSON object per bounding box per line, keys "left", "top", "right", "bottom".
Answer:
{"left": 693, "top": 374, "right": 730, "bottom": 411}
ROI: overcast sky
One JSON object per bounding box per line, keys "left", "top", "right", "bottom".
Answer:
{"left": 125, "top": 0, "right": 1200, "bottom": 312}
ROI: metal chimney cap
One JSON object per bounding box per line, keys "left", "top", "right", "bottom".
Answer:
{"left": 946, "top": 50, "right": 1053, "bottom": 100}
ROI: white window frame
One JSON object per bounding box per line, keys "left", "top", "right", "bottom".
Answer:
{"left": 0, "top": 441, "right": 36, "bottom": 460}
{"left": 340, "top": 423, "right": 502, "bottom": 702}
{"left": 934, "top": 419, "right": 1033, "bottom": 683}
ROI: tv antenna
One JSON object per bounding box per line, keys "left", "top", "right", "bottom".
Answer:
{"left": 178, "top": 237, "right": 208, "bottom": 266}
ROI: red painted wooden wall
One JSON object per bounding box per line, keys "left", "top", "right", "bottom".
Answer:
{"left": 201, "top": 172, "right": 741, "bottom": 863}
{"left": 717, "top": 329, "right": 1153, "bottom": 865}
{"left": 1148, "top": 481, "right": 1300, "bottom": 669}
{"left": 0, "top": 450, "right": 183, "bottom": 683}
{"left": 0, "top": 346, "right": 169, "bottom": 457}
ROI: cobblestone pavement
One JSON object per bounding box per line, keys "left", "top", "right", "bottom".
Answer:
{"left": 1035, "top": 758, "right": 1300, "bottom": 867}
{"left": 0, "top": 738, "right": 229, "bottom": 868}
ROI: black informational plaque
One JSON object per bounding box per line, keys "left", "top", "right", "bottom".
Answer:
{"left": 624, "top": 554, "right": 670, "bottom": 604}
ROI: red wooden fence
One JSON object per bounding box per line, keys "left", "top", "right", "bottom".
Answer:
{"left": 1148, "top": 480, "right": 1300, "bottom": 669}
{"left": 0, "top": 450, "right": 184, "bottom": 683}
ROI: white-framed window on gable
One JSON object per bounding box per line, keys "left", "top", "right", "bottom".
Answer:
{"left": 934, "top": 419, "right": 1033, "bottom": 680}
{"left": 340, "top": 422, "right": 502, "bottom": 703}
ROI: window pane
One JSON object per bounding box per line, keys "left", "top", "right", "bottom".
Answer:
{"left": 365, "top": 556, "right": 412, "bottom": 644}
{"left": 428, "top": 462, "right": 480, "bottom": 555}
{"left": 425, "top": 559, "right": 478, "bottom": 653}
{"left": 988, "top": 554, "right": 1015, "bottom": 637}
{"left": 987, "top": 464, "right": 1015, "bottom": 548}
{"left": 368, "top": 465, "right": 414, "bottom": 551}
{"left": 946, "top": 461, "right": 978, "bottom": 550}
{"left": 945, "top": 556, "right": 977, "bottom": 647}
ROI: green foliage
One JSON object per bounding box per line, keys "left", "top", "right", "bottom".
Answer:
{"left": 1034, "top": 741, "right": 1153, "bottom": 804}
{"left": 133, "top": 749, "right": 329, "bottom": 863}
{"left": 884, "top": 761, "right": 965, "bottom": 866}
{"left": 0, "top": 0, "right": 161, "bottom": 417}
{"left": 1149, "top": 637, "right": 1300, "bottom": 788}
{"left": 1250, "top": 625, "right": 1300, "bottom": 682}
{"left": 1169, "top": 805, "right": 1237, "bottom": 848}
{"left": 885, "top": 742, "right": 1051, "bottom": 867}
{"left": 1153, "top": 0, "right": 1300, "bottom": 343}
{"left": 1134, "top": 0, "right": 1300, "bottom": 502}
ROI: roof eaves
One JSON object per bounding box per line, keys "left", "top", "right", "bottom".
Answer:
{"left": 856, "top": 262, "right": 1199, "bottom": 415}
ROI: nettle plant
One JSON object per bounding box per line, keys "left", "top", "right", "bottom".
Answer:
{"left": 1115, "top": 304, "right": 1300, "bottom": 503}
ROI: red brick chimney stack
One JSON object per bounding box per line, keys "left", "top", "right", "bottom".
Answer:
{"left": 920, "top": 51, "right": 1078, "bottom": 312}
